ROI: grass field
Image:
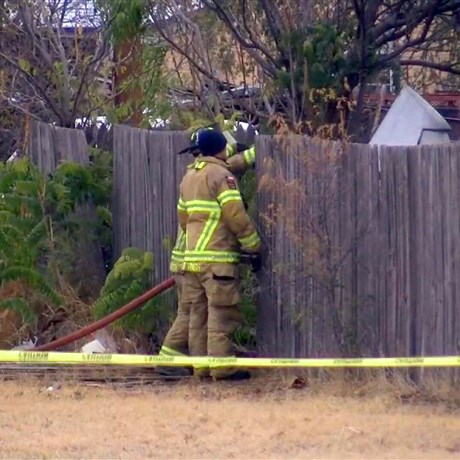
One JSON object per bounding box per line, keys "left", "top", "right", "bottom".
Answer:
{"left": 0, "top": 374, "right": 459, "bottom": 459}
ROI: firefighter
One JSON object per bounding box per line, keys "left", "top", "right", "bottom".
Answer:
{"left": 156, "top": 127, "right": 256, "bottom": 378}
{"left": 178, "top": 129, "right": 261, "bottom": 381}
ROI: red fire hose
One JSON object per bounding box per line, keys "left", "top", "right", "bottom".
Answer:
{"left": 33, "top": 277, "right": 176, "bottom": 352}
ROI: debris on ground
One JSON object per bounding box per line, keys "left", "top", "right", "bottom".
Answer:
{"left": 81, "top": 339, "right": 106, "bottom": 354}
{"left": 80, "top": 329, "right": 119, "bottom": 354}
{"left": 12, "top": 338, "right": 37, "bottom": 350}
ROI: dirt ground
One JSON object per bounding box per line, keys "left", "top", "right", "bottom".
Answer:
{"left": 1, "top": 374, "right": 460, "bottom": 459}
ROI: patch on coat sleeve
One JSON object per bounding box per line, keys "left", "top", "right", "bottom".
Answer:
{"left": 226, "top": 175, "right": 237, "bottom": 189}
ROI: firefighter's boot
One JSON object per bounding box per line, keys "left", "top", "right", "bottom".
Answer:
{"left": 213, "top": 370, "right": 251, "bottom": 381}
{"left": 154, "top": 366, "right": 192, "bottom": 380}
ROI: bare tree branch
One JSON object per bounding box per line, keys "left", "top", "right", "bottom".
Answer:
{"left": 0, "top": 0, "right": 115, "bottom": 129}
{"left": 151, "top": 19, "right": 233, "bottom": 90}
{"left": 258, "top": 0, "right": 283, "bottom": 50}
{"left": 200, "top": 0, "right": 279, "bottom": 75}
{"left": 0, "top": 50, "right": 66, "bottom": 124}
{"left": 377, "top": 15, "right": 438, "bottom": 66}
{"left": 399, "top": 59, "right": 460, "bottom": 75}
{"left": 70, "top": 31, "right": 111, "bottom": 122}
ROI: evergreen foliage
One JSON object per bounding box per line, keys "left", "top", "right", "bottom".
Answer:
{"left": 0, "top": 154, "right": 113, "bottom": 327}
{"left": 92, "top": 248, "right": 168, "bottom": 333}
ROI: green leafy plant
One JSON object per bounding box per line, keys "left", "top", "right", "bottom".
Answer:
{"left": 92, "top": 248, "right": 169, "bottom": 333}
{"left": 0, "top": 154, "right": 113, "bottom": 329}
{"left": 0, "top": 159, "right": 64, "bottom": 325}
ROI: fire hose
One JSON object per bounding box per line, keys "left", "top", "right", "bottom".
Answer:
{"left": 33, "top": 277, "right": 176, "bottom": 352}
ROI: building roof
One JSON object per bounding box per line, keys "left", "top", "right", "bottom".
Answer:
{"left": 369, "top": 85, "right": 451, "bottom": 146}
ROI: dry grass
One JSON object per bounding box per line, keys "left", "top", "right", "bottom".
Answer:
{"left": 0, "top": 373, "right": 460, "bottom": 459}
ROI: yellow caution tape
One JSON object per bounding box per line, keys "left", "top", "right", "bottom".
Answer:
{"left": 0, "top": 350, "right": 459, "bottom": 368}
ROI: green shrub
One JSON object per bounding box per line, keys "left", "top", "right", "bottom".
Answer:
{"left": 92, "top": 248, "right": 170, "bottom": 334}
{"left": 0, "top": 154, "right": 113, "bottom": 328}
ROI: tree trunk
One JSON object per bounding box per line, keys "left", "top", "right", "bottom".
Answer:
{"left": 347, "top": 77, "right": 369, "bottom": 142}
{"left": 113, "top": 36, "right": 144, "bottom": 127}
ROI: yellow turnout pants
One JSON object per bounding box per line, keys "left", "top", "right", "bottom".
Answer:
{"left": 182, "top": 264, "right": 242, "bottom": 379}
{"left": 160, "top": 274, "right": 189, "bottom": 356}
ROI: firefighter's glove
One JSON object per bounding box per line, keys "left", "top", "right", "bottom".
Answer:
{"left": 240, "top": 252, "right": 262, "bottom": 273}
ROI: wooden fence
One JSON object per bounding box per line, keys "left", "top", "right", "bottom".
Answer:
{"left": 29, "top": 120, "right": 90, "bottom": 173}
{"left": 256, "top": 136, "right": 460, "bottom": 362}
{"left": 27, "top": 122, "right": 460, "bottom": 362}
